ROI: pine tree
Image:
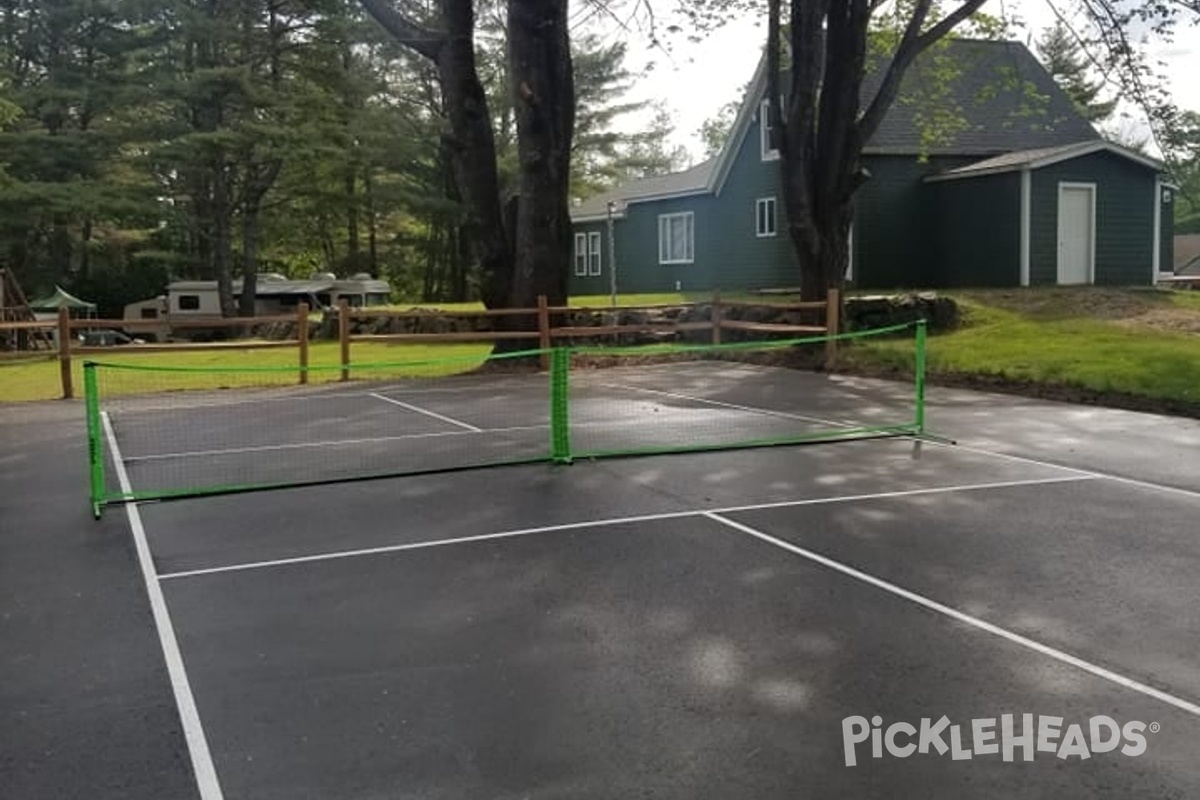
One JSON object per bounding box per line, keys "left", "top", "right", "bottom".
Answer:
{"left": 1036, "top": 22, "right": 1116, "bottom": 124}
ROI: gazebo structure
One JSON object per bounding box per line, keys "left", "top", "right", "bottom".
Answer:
{"left": 28, "top": 285, "right": 97, "bottom": 319}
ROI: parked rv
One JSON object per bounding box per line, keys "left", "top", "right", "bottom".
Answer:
{"left": 123, "top": 273, "right": 392, "bottom": 341}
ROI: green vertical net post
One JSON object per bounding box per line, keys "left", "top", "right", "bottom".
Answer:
{"left": 914, "top": 319, "right": 927, "bottom": 434}
{"left": 550, "top": 347, "right": 572, "bottom": 464}
{"left": 84, "top": 362, "right": 105, "bottom": 519}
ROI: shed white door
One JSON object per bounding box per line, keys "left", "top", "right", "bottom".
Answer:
{"left": 1057, "top": 184, "right": 1095, "bottom": 285}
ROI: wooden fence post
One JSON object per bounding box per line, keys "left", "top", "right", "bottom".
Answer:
{"left": 825, "top": 287, "right": 840, "bottom": 369}
{"left": 711, "top": 290, "right": 722, "bottom": 345}
{"left": 338, "top": 298, "right": 350, "bottom": 382}
{"left": 297, "top": 302, "right": 309, "bottom": 385}
{"left": 58, "top": 307, "right": 73, "bottom": 399}
{"left": 537, "top": 294, "right": 551, "bottom": 371}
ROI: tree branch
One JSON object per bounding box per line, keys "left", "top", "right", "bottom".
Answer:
{"left": 357, "top": 0, "right": 445, "bottom": 61}
{"left": 858, "top": 0, "right": 989, "bottom": 143}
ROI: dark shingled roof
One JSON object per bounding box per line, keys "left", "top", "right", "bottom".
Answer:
{"left": 570, "top": 39, "right": 1102, "bottom": 221}
{"left": 862, "top": 39, "right": 1100, "bottom": 156}
{"left": 572, "top": 160, "right": 714, "bottom": 220}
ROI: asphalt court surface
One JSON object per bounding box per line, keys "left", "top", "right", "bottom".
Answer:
{"left": 119, "top": 414, "right": 1200, "bottom": 799}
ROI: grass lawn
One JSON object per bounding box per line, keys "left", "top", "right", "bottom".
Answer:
{"left": 0, "top": 341, "right": 495, "bottom": 403}
{"left": 4, "top": 287, "right": 1199, "bottom": 413}
{"left": 842, "top": 287, "right": 1200, "bottom": 410}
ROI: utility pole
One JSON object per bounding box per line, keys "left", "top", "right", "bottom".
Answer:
{"left": 606, "top": 200, "right": 617, "bottom": 308}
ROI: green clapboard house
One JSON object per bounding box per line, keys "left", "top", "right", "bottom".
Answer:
{"left": 569, "top": 39, "right": 1174, "bottom": 294}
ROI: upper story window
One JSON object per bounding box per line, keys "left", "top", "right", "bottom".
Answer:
{"left": 760, "top": 99, "right": 779, "bottom": 161}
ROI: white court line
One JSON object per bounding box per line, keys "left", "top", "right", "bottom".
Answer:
{"left": 704, "top": 510, "right": 1200, "bottom": 718}
{"left": 101, "top": 413, "right": 224, "bottom": 800}
{"left": 598, "top": 382, "right": 843, "bottom": 427}
{"left": 123, "top": 424, "right": 550, "bottom": 463}
{"left": 609, "top": 380, "right": 1200, "bottom": 501}
{"left": 930, "top": 440, "right": 1200, "bottom": 502}
{"left": 368, "top": 392, "right": 482, "bottom": 432}
{"left": 156, "top": 474, "right": 1094, "bottom": 581}
{"left": 112, "top": 382, "right": 540, "bottom": 414}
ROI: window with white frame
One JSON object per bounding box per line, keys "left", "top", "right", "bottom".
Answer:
{"left": 588, "top": 232, "right": 602, "bottom": 275}
{"left": 658, "top": 212, "right": 694, "bottom": 264}
{"left": 760, "top": 99, "right": 779, "bottom": 161}
{"left": 574, "top": 232, "right": 588, "bottom": 276}
{"left": 755, "top": 197, "right": 777, "bottom": 237}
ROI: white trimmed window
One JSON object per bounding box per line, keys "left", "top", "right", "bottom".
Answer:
{"left": 658, "top": 212, "right": 694, "bottom": 264}
{"left": 755, "top": 197, "right": 777, "bottom": 237}
{"left": 574, "top": 232, "right": 588, "bottom": 276}
{"left": 760, "top": 99, "right": 779, "bottom": 161}
{"left": 588, "top": 232, "right": 602, "bottom": 275}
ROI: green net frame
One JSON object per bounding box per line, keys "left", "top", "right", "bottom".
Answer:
{"left": 86, "top": 320, "right": 928, "bottom": 518}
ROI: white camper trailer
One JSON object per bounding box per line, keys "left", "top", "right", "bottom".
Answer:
{"left": 124, "top": 273, "right": 392, "bottom": 339}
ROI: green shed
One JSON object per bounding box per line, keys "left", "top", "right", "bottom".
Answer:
{"left": 927, "top": 141, "right": 1172, "bottom": 287}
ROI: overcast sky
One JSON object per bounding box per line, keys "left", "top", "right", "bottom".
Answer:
{"left": 580, "top": 0, "right": 1200, "bottom": 161}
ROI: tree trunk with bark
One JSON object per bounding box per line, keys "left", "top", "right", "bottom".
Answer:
{"left": 767, "top": 0, "right": 989, "bottom": 302}
{"left": 506, "top": 0, "right": 573, "bottom": 309}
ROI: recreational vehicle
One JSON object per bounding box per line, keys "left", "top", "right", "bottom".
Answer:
{"left": 123, "top": 273, "right": 392, "bottom": 340}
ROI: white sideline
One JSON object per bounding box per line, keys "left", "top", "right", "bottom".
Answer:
{"left": 611, "top": 381, "right": 1200, "bottom": 501}
{"left": 704, "top": 510, "right": 1200, "bottom": 718}
{"left": 101, "top": 413, "right": 224, "bottom": 800}
{"left": 155, "top": 474, "right": 1094, "bottom": 581}
{"left": 368, "top": 392, "right": 482, "bottom": 432}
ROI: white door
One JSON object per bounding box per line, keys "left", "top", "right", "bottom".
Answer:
{"left": 1057, "top": 185, "right": 1094, "bottom": 285}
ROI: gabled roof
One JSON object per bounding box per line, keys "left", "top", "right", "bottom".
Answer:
{"left": 572, "top": 160, "right": 714, "bottom": 221}
{"left": 861, "top": 40, "right": 1099, "bottom": 156}
{"left": 29, "top": 285, "right": 96, "bottom": 311}
{"left": 571, "top": 38, "right": 1104, "bottom": 222}
{"left": 925, "top": 140, "right": 1164, "bottom": 182}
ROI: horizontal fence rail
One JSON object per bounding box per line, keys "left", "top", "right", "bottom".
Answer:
{"left": 1, "top": 290, "right": 842, "bottom": 399}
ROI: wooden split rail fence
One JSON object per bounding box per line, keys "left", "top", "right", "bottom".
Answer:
{"left": 0, "top": 290, "right": 840, "bottom": 399}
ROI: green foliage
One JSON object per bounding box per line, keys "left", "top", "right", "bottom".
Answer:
{"left": 844, "top": 290, "right": 1200, "bottom": 406}
{"left": 696, "top": 94, "right": 741, "bottom": 160}
{"left": 1034, "top": 21, "right": 1116, "bottom": 124}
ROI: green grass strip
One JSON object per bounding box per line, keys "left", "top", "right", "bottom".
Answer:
{"left": 85, "top": 345, "right": 548, "bottom": 374}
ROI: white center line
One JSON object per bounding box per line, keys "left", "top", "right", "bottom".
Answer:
{"left": 703, "top": 510, "right": 1200, "bottom": 719}
{"left": 368, "top": 392, "right": 482, "bottom": 432}
{"left": 101, "top": 412, "right": 225, "bottom": 800}
{"left": 597, "top": 381, "right": 845, "bottom": 427}
{"left": 156, "top": 474, "right": 1094, "bottom": 581}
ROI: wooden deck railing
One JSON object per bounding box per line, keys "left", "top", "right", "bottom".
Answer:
{"left": 0, "top": 290, "right": 840, "bottom": 399}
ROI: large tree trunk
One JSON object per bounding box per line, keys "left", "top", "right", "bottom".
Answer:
{"left": 239, "top": 209, "right": 260, "bottom": 317}
{"left": 506, "top": 0, "right": 574, "bottom": 311}
{"left": 433, "top": 0, "right": 512, "bottom": 308}
{"left": 212, "top": 170, "right": 237, "bottom": 317}
{"left": 769, "top": 0, "right": 984, "bottom": 301}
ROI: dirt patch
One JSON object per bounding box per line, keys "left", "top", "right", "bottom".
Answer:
{"left": 1110, "top": 306, "right": 1200, "bottom": 335}
{"left": 961, "top": 287, "right": 1172, "bottom": 321}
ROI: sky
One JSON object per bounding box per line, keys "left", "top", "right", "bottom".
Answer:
{"left": 582, "top": 0, "right": 1200, "bottom": 162}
